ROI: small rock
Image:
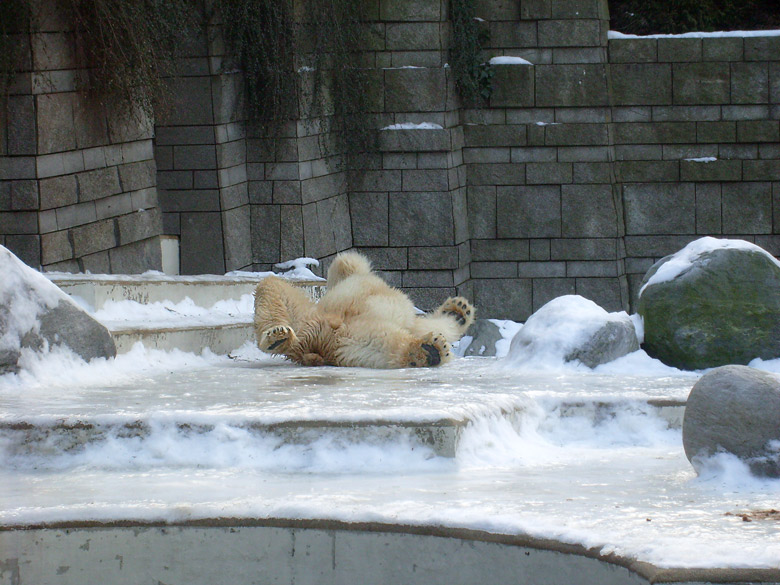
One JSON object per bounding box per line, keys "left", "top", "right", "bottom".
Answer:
{"left": 458, "top": 319, "right": 503, "bottom": 357}
{"left": 683, "top": 365, "right": 780, "bottom": 478}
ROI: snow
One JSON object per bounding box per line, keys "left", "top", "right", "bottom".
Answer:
{"left": 684, "top": 156, "right": 717, "bottom": 163}
{"left": 609, "top": 29, "right": 780, "bottom": 39}
{"left": 381, "top": 122, "right": 444, "bottom": 130}
{"left": 4, "top": 248, "right": 780, "bottom": 570}
{"left": 639, "top": 236, "right": 780, "bottom": 297}
{"left": 489, "top": 56, "right": 533, "bottom": 65}
{"left": 271, "top": 257, "right": 325, "bottom": 281}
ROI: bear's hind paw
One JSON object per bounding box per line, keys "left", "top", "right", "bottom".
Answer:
{"left": 439, "top": 296, "right": 475, "bottom": 329}
{"left": 258, "top": 325, "right": 297, "bottom": 354}
{"left": 405, "top": 333, "right": 452, "bottom": 368}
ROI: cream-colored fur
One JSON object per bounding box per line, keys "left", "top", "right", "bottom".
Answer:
{"left": 254, "top": 251, "right": 476, "bottom": 368}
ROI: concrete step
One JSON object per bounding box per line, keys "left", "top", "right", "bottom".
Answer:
{"left": 46, "top": 273, "right": 326, "bottom": 354}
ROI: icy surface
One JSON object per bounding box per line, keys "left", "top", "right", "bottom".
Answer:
{"left": 381, "top": 122, "right": 444, "bottom": 130}
{"left": 4, "top": 341, "right": 780, "bottom": 568}
{"left": 639, "top": 236, "right": 780, "bottom": 297}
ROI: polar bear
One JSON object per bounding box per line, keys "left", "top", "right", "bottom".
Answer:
{"left": 254, "top": 251, "right": 475, "bottom": 368}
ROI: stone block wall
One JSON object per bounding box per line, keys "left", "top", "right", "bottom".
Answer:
{"left": 2, "top": 0, "right": 779, "bottom": 320}
{"left": 1, "top": 5, "right": 164, "bottom": 273}
{"left": 609, "top": 33, "right": 780, "bottom": 302}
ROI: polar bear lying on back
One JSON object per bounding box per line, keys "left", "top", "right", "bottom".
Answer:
{"left": 254, "top": 251, "right": 475, "bottom": 368}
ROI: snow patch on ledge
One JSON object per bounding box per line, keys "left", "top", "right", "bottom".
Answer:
{"left": 684, "top": 157, "right": 717, "bottom": 163}
{"left": 381, "top": 122, "right": 444, "bottom": 131}
{"left": 489, "top": 56, "right": 533, "bottom": 66}
{"left": 609, "top": 29, "right": 780, "bottom": 39}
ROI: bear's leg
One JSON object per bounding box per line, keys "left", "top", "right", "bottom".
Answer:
{"left": 253, "top": 276, "right": 315, "bottom": 356}
{"left": 403, "top": 332, "right": 452, "bottom": 368}
{"left": 336, "top": 322, "right": 453, "bottom": 368}
{"left": 434, "top": 297, "right": 476, "bottom": 335}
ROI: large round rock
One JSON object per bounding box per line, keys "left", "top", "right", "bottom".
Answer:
{"left": 683, "top": 365, "right": 780, "bottom": 477}
{"left": 638, "top": 238, "right": 780, "bottom": 370}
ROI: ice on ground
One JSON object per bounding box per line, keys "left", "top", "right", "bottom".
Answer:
{"left": 638, "top": 236, "right": 780, "bottom": 296}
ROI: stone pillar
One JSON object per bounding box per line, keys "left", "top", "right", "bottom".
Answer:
{"left": 464, "top": 0, "right": 629, "bottom": 319}
{"left": 1, "top": 3, "right": 164, "bottom": 273}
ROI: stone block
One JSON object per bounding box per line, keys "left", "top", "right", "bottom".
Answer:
{"left": 572, "top": 162, "right": 612, "bottom": 183}
{"left": 519, "top": 0, "right": 550, "bottom": 19}
{"left": 77, "top": 167, "right": 122, "bottom": 202}
{"left": 109, "top": 237, "right": 163, "bottom": 273}
{"left": 744, "top": 160, "right": 780, "bottom": 182}
{"left": 472, "top": 278, "right": 532, "bottom": 321}
{"left": 380, "top": 0, "right": 441, "bottom": 21}
{"left": 518, "top": 260, "right": 566, "bottom": 278}
{"left": 652, "top": 105, "right": 720, "bottom": 122}
{"left": 576, "top": 277, "right": 625, "bottom": 312}
{"left": 737, "top": 120, "right": 780, "bottom": 143}
{"left": 532, "top": 278, "right": 576, "bottom": 310}
{"left": 614, "top": 144, "right": 663, "bottom": 161}
{"left": 121, "top": 140, "right": 154, "bottom": 165}
{"left": 535, "top": 64, "right": 609, "bottom": 107}
{"left": 71, "top": 218, "right": 117, "bottom": 257}
{"left": 772, "top": 63, "right": 780, "bottom": 104}
{"left": 526, "top": 162, "right": 573, "bottom": 184}
{"left": 349, "top": 192, "right": 388, "bottom": 246}
{"left": 658, "top": 38, "right": 702, "bottom": 62}
{"left": 95, "top": 193, "right": 133, "bottom": 220}
{"left": 695, "top": 182, "right": 721, "bottom": 234}
{"left": 745, "top": 36, "right": 780, "bottom": 61}
{"left": 272, "top": 181, "right": 302, "bottom": 205}
{"left": 467, "top": 186, "right": 496, "bottom": 239}
{"left": 489, "top": 64, "right": 535, "bottom": 108}
{"left": 719, "top": 144, "right": 757, "bottom": 160}
{"left": 385, "top": 68, "right": 447, "bottom": 112}
{"left": 731, "top": 63, "right": 769, "bottom": 104}
{"left": 389, "top": 51, "right": 443, "bottom": 68}
{"left": 608, "top": 38, "right": 657, "bottom": 63}
{"left": 555, "top": 107, "right": 610, "bottom": 123}
{"left": 158, "top": 189, "right": 221, "bottom": 213}
{"left": 616, "top": 160, "right": 679, "bottom": 182}
{"left": 696, "top": 121, "right": 736, "bottom": 143}
{"left": 551, "top": 237, "right": 617, "bottom": 260}
{"left": 490, "top": 22, "right": 537, "bottom": 50}
{"left": 6, "top": 95, "right": 36, "bottom": 155}
{"left": 158, "top": 171, "right": 194, "bottom": 191}
{"left": 496, "top": 185, "right": 561, "bottom": 238}
{"left": 408, "top": 246, "right": 459, "bottom": 270}
{"left": 723, "top": 105, "right": 770, "bottom": 120}
{"left": 610, "top": 64, "right": 672, "bottom": 106}
{"left": 680, "top": 159, "right": 741, "bottom": 182}
{"left": 623, "top": 183, "right": 695, "bottom": 235}
{"left": 216, "top": 140, "right": 247, "bottom": 168}
{"left": 464, "top": 125, "right": 527, "bottom": 148}
{"left": 529, "top": 238, "right": 550, "bottom": 260}
{"left": 36, "top": 92, "right": 76, "bottom": 154}
{"left": 561, "top": 184, "right": 619, "bottom": 237}
{"left": 703, "top": 37, "right": 743, "bottom": 61}
{"left": 279, "top": 205, "right": 304, "bottom": 261}
{"left": 301, "top": 172, "right": 347, "bottom": 204}
{"left": 510, "top": 147, "right": 556, "bottom": 162}
{"left": 402, "top": 169, "right": 449, "bottom": 191}
{"left": 0, "top": 210, "right": 36, "bottom": 235}
{"left": 221, "top": 205, "right": 252, "bottom": 271}
{"left": 5, "top": 234, "right": 41, "bottom": 268}
{"left": 40, "top": 230, "right": 73, "bottom": 265}
{"left": 38, "top": 175, "right": 78, "bottom": 209}
{"left": 471, "top": 262, "right": 516, "bottom": 279}
{"left": 382, "top": 153, "right": 417, "bottom": 170}
{"left": 265, "top": 162, "right": 300, "bottom": 182}
{"left": 8, "top": 180, "right": 38, "bottom": 210}
{"left": 544, "top": 123, "right": 609, "bottom": 145}
{"left": 418, "top": 152, "right": 449, "bottom": 168}
{"left": 55, "top": 202, "right": 97, "bottom": 230}
{"left": 613, "top": 122, "right": 696, "bottom": 144}
{"left": 249, "top": 205, "right": 280, "bottom": 265}
{"left": 551, "top": 0, "right": 608, "bottom": 19}
{"left": 31, "top": 32, "right": 75, "bottom": 71}
{"left": 466, "top": 163, "right": 525, "bottom": 186}
{"left": 672, "top": 62, "right": 730, "bottom": 105}
{"left": 350, "top": 170, "right": 402, "bottom": 192}
{"left": 567, "top": 260, "right": 618, "bottom": 277}
{"left": 471, "top": 238, "right": 529, "bottom": 261}
{"left": 538, "top": 20, "right": 603, "bottom": 48}
{"left": 389, "top": 191, "right": 454, "bottom": 246}
{"left": 402, "top": 270, "right": 454, "bottom": 288}
{"left": 378, "top": 128, "right": 450, "bottom": 152}
{"left": 73, "top": 99, "right": 110, "bottom": 149}
{"left": 179, "top": 212, "right": 225, "bottom": 273}
{"left": 116, "top": 207, "right": 162, "bottom": 245}
{"left": 358, "top": 247, "right": 408, "bottom": 270}
{"left": 386, "top": 23, "right": 440, "bottom": 51}
{"left": 463, "top": 148, "right": 511, "bottom": 164}
{"left": 158, "top": 77, "right": 215, "bottom": 126}
{"left": 662, "top": 144, "right": 717, "bottom": 160}
{"left": 612, "top": 106, "right": 652, "bottom": 122}
{"left": 721, "top": 182, "right": 772, "bottom": 234}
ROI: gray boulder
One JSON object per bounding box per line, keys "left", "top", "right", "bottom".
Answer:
{"left": 459, "top": 319, "right": 503, "bottom": 357}
{"left": 506, "top": 295, "right": 639, "bottom": 368}
{"left": 638, "top": 237, "right": 780, "bottom": 370}
{"left": 683, "top": 365, "right": 780, "bottom": 477}
{"left": 0, "top": 246, "right": 116, "bottom": 373}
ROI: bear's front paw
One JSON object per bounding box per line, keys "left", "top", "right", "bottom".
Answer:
{"left": 258, "top": 325, "right": 297, "bottom": 354}
{"left": 440, "top": 296, "right": 475, "bottom": 329}
{"left": 405, "top": 333, "right": 452, "bottom": 368}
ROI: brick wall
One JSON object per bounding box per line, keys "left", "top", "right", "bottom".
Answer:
{"left": 1, "top": 4, "right": 164, "bottom": 273}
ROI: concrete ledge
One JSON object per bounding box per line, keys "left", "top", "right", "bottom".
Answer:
{"left": 2, "top": 518, "right": 779, "bottom": 585}
{"left": 110, "top": 321, "right": 255, "bottom": 354}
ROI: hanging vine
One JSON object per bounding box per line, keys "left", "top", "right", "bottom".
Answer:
{"left": 0, "top": 0, "right": 31, "bottom": 99}
{"left": 450, "top": 0, "right": 493, "bottom": 106}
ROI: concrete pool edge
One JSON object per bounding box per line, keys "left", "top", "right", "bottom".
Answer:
{"left": 2, "top": 518, "right": 778, "bottom": 584}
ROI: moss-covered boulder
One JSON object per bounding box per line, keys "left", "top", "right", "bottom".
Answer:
{"left": 638, "top": 238, "right": 780, "bottom": 370}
